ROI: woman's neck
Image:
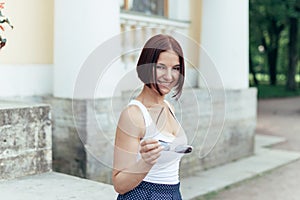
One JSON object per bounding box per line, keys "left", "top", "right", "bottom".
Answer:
{"left": 136, "top": 85, "right": 165, "bottom": 107}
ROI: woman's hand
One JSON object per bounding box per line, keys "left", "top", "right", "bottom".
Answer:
{"left": 139, "top": 139, "right": 163, "bottom": 165}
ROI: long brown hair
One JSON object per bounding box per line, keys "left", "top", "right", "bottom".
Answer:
{"left": 136, "top": 34, "right": 185, "bottom": 99}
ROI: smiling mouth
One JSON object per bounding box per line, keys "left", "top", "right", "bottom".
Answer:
{"left": 158, "top": 81, "right": 173, "bottom": 87}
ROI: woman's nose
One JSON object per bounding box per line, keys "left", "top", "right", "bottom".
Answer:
{"left": 163, "top": 69, "right": 173, "bottom": 80}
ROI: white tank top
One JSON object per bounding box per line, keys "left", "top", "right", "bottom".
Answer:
{"left": 128, "top": 99, "right": 187, "bottom": 184}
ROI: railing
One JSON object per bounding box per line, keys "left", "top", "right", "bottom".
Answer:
{"left": 120, "top": 12, "right": 190, "bottom": 32}
{"left": 120, "top": 12, "right": 190, "bottom": 67}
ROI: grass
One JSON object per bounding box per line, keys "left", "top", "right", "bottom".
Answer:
{"left": 249, "top": 74, "right": 300, "bottom": 99}
{"left": 255, "top": 84, "right": 300, "bottom": 99}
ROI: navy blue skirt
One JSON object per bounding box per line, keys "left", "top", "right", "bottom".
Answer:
{"left": 117, "top": 181, "right": 182, "bottom": 200}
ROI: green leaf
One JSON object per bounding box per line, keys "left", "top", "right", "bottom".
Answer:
{"left": 5, "top": 18, "right": 13, "bottom": 28}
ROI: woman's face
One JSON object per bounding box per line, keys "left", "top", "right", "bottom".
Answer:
{"left": 154, "top": 50, "right": 180, "bottom": 95}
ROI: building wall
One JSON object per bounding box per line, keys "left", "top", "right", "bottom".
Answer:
{"left": 0, "top": 0, "right": 54, "bottom": 64}
{"left": 0, "top": 0, "right": 54, "bottom": 97}
{"left": 3, "top": 84, "right": 256, "bottom": 184}
{"left": 188, "top": 0, "right": 202, "bottom": 56}
{"left": 84, "top": 88, "right": 257, "bottom": 183}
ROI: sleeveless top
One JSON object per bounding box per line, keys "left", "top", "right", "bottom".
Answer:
{"left": 128, "top": 99, "right": 188, "bottom": 184}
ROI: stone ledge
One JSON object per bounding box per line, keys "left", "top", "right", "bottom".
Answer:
{"left": 0, "top": 101, "right": 50, "bottom": 110}
{"left": 0, "top": 172, "right": 117, "bottom": 200}
{"left": 0, "top": 102, "right": 52, "bottom": 180}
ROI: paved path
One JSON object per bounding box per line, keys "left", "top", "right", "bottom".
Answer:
{"left": 204, "top": 97, "right": 300, "bottom": 200}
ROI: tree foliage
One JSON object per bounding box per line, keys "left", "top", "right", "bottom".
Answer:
{"left": 249, "top": 0, "right": 300, "bottom": 90}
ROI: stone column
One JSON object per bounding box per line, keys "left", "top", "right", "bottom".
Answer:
{"left": 52, "top": 0, "right": 121, "bottom": 179}
{"left": 199, "top": 0, "right": 249, "bottom": 89}
{"left": 188, "top": 0, "right": 257, "bottom": 175}
{"left": 54, "top": 0, "right": 120, "bottom": 98}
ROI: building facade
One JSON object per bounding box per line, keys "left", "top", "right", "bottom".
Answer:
{"left": 0, "top": 0, "right": 256, "bottom": 183}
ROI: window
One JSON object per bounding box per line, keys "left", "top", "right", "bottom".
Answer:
{"left": 120, "top": 0, "right": 168, "bottom": 17}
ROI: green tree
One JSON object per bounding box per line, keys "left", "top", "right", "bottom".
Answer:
{"left": 286, "top": 0, "right": 300, "bottom": 91}
{"left": 250, "top": 0, "right": 287, "bottom": 85}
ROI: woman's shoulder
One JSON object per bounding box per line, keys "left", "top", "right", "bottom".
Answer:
{"left": 122, "top": 104, "right": 144, "bottom": 122}
{"left": 117, "top": 104, "right": 145, "bottom": 137}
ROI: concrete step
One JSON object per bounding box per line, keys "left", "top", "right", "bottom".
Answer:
{"left": 0, "top": 172, "right": 118, "bottom": 200}
{"left": 180, "top": 134, "right": 300, "bottom": 200}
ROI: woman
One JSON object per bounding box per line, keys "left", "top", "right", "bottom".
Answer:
{"left": 112, "top": 34, "right": 188, "bottom": 200}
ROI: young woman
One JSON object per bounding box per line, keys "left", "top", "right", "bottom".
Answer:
{"left": 112, "top": 34, "right": 188, "bottom": 200}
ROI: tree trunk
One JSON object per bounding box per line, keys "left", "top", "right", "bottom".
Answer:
{"left": 265, "top": 19, "right": 284, "bottom": 86}
{"left": 286, "top": 17, "right": 298, "bottom": 91}
{"left": 267, "top": 47, "right": 279, "bottom": 85}
{"left": 249, "top": 52, "right": 259, "bottom": 86}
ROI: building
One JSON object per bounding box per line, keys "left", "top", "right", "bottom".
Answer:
{"left": 0, "top": 0, "right": 256, "bottom": 184}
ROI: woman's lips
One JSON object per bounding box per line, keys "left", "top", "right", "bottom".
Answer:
{"left": 158, "top": 81, "right": 173, "bottom": 87}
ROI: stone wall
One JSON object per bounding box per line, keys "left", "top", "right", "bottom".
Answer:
{"left": 64, "top": 88, "right": 257, "bottom": 183}
{"left": 179, "top": 88, "right": 257, "bottom": 177}
{"left": 84, "top": 88, "right": 257, "bottom": 182}
{"left": 47, "top": 98, "right": 87, "bottom": 178}
{"left": 0, "top": 87, "right": 257, "bottom": 184}
{"left": 0, "top": 102, "right": 52, "bottom": 180}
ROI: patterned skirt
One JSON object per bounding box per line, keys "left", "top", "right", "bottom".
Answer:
{"left": 116, "top": 181, "right": 182, "bottom": 200}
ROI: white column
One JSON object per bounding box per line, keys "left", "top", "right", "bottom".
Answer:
{"left": 54, "top": 0, "right": 120, "bottom": 98}
{"left": 199, "top": 0, "right": 249, "bottom": 89}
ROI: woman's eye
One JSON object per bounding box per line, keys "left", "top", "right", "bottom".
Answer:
{"left": 156, "top": 65, "right": 165, "bottom": 69}
{"left": 173, "top": 66, "right": 180, "bottom": 71}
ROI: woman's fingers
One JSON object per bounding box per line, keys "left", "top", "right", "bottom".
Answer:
{"left": 140, "top": 138, "right": 158, "bottom": 146}
{"left": 140, "top": 139, "right": 159, "bottom": 151}
{"left": 140, "top": 139, "right": 163, "bottom": 165}
{"left": 142, "top": 148, "right": 163, "bottom": 164}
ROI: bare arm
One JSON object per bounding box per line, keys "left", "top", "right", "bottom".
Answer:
{"left": 112, "top": 106, "right": 163, "bottom": 194}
